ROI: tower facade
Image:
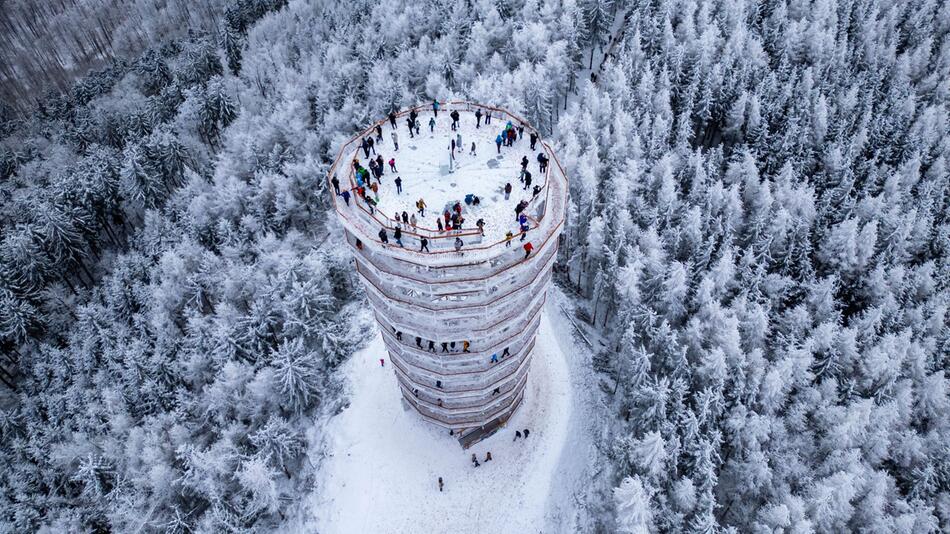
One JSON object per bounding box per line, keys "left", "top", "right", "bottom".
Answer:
{"left": 328, "top": 101, "right": 567, "bottom": 446}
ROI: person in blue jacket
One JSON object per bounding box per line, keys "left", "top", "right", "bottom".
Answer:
{"left": 496, "top": 134, "right": 503, "bottom": 154}
{"left": 432, "top": 100, "right": 440, "bottom": 116}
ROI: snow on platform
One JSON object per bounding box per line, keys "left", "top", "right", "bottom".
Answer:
{"left": 349, "top": 111, "right": 544, "bottom": 242}
{"left": 307, "top": 293, "right": 591, "bottom": 533}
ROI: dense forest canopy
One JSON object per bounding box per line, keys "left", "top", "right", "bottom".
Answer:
{"left": 1, "top": 0, "right": 948, "bottom": 531}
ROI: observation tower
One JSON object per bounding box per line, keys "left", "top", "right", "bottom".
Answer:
{"left": 328, "top": 101, "right": 567, "bottom": 446}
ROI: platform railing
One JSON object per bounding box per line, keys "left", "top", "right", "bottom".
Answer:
{"left": 327, "top": 101, "right": 567, "bottom": 266}
{"left": 397, "top": 379, "right": 527, "bottom": 430}
{"left": 395, "top": 358, "right": 530, "bottom": 413}
{"left": 361, "top": 270, "right": 551, "bottom": 335}
{"left": 375, "top": 311, "right": 540, "bottom": 366}
{"left": 371, "top": 292, "right": 547, "bottom": 356}
{"left": 350, "top": 236, "right": 558, "bottom": 298}
{"left": 353, "top": 245, "right": 557, "bottom": 312}
{"left": 390, "top": 348, "right": 533, "bottom": 400}
{"left": 379, "top": 321, "right": 538, "bottom": 378}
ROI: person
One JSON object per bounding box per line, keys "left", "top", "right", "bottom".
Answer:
{"left": 475, "top": 108, "right": 482, "bottom": 127}
{"left": 476, "top": 218, "right": 485, "bottom": 235}
{"left": 456, "top": 132, "right": 462, "bottom": 152}
{"left": 389, "top": 158, "right": 397, "bottom": 172}
{"left": 420, "top": 236, "right": 429, "bottom": 252}
{"left": 451, "top": 139, "right": 456, "bottom": 153}
{"left": 429, "top": 341, "right": 436, "bottom": 352}
{"left": 505, "top": 231, "right": 513, "bottom": 247}
{"left": 441, "top": 342, "right": 449, "bottom": 352}
{"left": 443, "top": 210, "right": 451, "bottom": 227}
{"left": 538, "top": 152, "right": 548, "bottom": 173}
{"left": 410, "top": 213, "right": 417, "bottom": 228}
{"left": 370, "top": 181, "right": 379, "bottom": 201}
{"left": 450, "top": 109, "right": 459, "bottom": 130}
{"left": 379, "top": 358, "right": 385, "bottom": 367}
{"left": 502, "top": 347, "right": 510, "bottom": 358}
{"left": 491, "top": 353, "right": 498, "bottom": 363}
{"left": 402, "top": 211, "right": 410, "bottom": 225}
{"left": 438, "top": 398, "right": 443, "bottom": 407}
{"left": 375, "top": 124, "right": 383, "bottom": 143}
{"left": 438, "top": 477, "right": 444, "bottom": 492}
{"left": 485, "top": 452, "right": 492, "bottom": 462}
{"left": 491, "top": 387, "right": 500, "bottom": 396}
{"left": 515, "top": 200, "right": 527, "bottom": 220}
{"left": 392, "top": 130, "right": 399, "bottom": 150}
{"left": 470, "top": 142, "right": 476, "bottom": 155}
{"left": 415, "top": 120, "right": 420, "bottom": 135}
{"left": 396, "top": 331, "right": 403, "bottom": 341}
{"left": 507, "top": 128, "right": 516, "bottom": 146}
{"left": 463, "top": 340, "right": 470, "bottom": 352}
{"left": 530, "top": 132, "right": 538, "bottom": 150}
{"left": 436, "top": 379, "right": 442, "bottom": 388}
{"left": 376, "top": 154, "right": 385, "bottom": 177}
{"left": 523, "top": 171, "right": 532, "bottom": 190}
{"left": 450, "top": 341, "right": 456, "bottom": 351}
{"left": 330, "top": 175, "right": 340, "bottom": 195}
{"left": 389, "top": 111, "right": 397, "bottom": 129}
{"left": 417, "top": 198, "right": 426, "bottom": 217}
{"left": 513, "top": 430, "right": 522, "bottom": 441}
{"left": 486, "top": 110, "right": 492, "bottom": 124}
{"left": 518, "top": 124, "right": 525, "bottom": 139}
{"left": 361, "top": 138, "right": 370, "bottom": 158}
{"left": 524, "top": 429, "right": 530, "bottom": 439}
{"left": 416, "top": 336, "right": 423, "bottom": 348}
{"left": 453, "top": 201, "right": 462, "bottom": 214}
{"left": 341, "top": 189, "right": 350, "bottom": 205}
{"left": 394, "top": 225, "right": 403, "bottom": 247}
{"left": 395, "top": 176, "right": 403, "bottom": 194}
{"left": 437, "top": 218, "right": 444, "bottom": 232}
{"left": 429, "top": 116, "right": 436, "bottom": 132}
{"left": 523, "top": 241, "right": 533, "bottom": 258}
{"left": 521, "top": 155, "right": 529, "bottom": 170}
{"left": 409, "top": 109, "right": 418, "bottom": 124}
{"left": 495, "top": 134, "right": 503, "bottom": 154}
{"left": 465, "top": 193, "right": 475, "bottom": 206}
{"left": 504, "top": 182, "right": 512, "bottom": 200}
{"left": 407, "top": 117, "right": 415, "bottom": 138}
{"left": 367, "top": 136, "right": 376, "bottom": 155}
{"left": 471, "top": 453, "right": 480, "bottom": 468}
{"left": 432, "top": 100, "right": 440, "bottom": 116}
{"left": 533, "top": 185, "right": 542, "bottom": 198}
{"left": 378, "top": 228, "right": 388, "bottom": 244}
{"left": 455, "top": 237, "right": 463, "bottom": 254}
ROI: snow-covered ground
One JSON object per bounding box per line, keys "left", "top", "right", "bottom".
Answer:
{"left": 302, "top": 288, "right": 598, "bottom": 533}
{"left": 350, "top": 111, "right": 544, "bottom": 242}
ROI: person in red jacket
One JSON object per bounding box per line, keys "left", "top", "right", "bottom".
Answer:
{"left": 523, "top": 242, "right": 533, "bottom": 259}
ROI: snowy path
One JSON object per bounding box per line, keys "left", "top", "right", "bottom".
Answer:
{"left": 303, "top": 288, "right": 597, "bottom": 533}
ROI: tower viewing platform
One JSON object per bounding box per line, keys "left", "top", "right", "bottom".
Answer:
{"left": 327, "top": 101, "right": 568, "bottom": 446}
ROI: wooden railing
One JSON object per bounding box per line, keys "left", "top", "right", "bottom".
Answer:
{"left": 327, "top": 100, "right": 568, "bottom": 263}
{"left": 371, "top": 292, "right": 547, "bottom": 355}
{"left": 354, "top": 246, "right": 556, "bottom": 313}
{"left": 397, "top": 380, "right": 526, "bottom": 429}
{"left": 378, "top": 320, "right": 539, "bottom": 377}
{"left": 388, "top": 340, "right": 534, "bottom": 397}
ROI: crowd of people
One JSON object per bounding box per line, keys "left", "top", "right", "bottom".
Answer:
{"left": 333, "top": 104, "right": 553, "bottom": 259}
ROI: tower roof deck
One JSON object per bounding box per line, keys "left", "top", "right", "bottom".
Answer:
{"left": 329, "top": 101, "right": 567, "bottom": 267}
